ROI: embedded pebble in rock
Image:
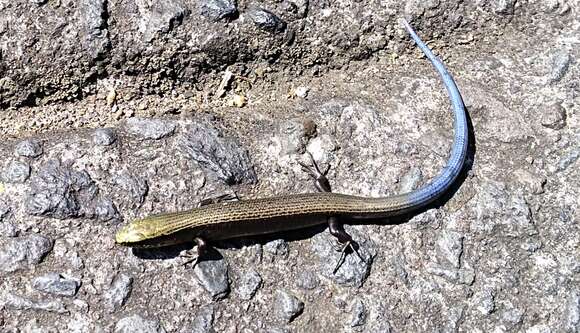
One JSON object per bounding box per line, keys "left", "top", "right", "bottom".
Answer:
{"left": 199, "top": 0, "right": 237, "bottom": 21}
{"left": 125, "top": 118, "right": 176, "bottom": 140}
{"left": 2, "top": 160, "right": 31, "bottom": 183}
{"left": 247, "top": 6, "right": 287, "bottom": 32}
{"left": 25, "top": 159, "right": 98, "bottom": 219}
{"left": 0, "top": 234, "right": 53, "bottom": 272}
{"left": 540, "top": 103, "right": 567, "bottom": 130}
{"left": 311, "top": 226, "right": 376, "bottom": 287}
{"left": 349, "top": 298, "right": 367, "bottom": 327}
{"left": 565, "top": 291, "right": 580, "bottom": 331}
{"left": 546, "top": 51, "right": 571, "bottom": 83}
{"left": 112, "top": 172, "right": 149, "bottom": 208}
{"left": 32, "top": 273, "right": 80, "bottom": 297}
{"left": 15, "top": 139, "right": 43, "bottom": 158}
{"left": 275, "top": 290, "right": 304, "bottom": 323}
{"left": 263, "top": 239, "right": 289, "bottom": 258}
{"left": 0, "top": 222, "right": 18, "bottom": 237}
{"left": 296, "top": 271, "right": 320, "bottom": 290}
{"left": 179, "top": 122, "right": 257, "bottom": 185}
{"left": 103, "top": 273, "right": 133, "bottom": 313}
{"left": 557, "top": 148, "right": 579, "bottom": 172}
{"left": 190, "top": 305, "right": 215, "bottom": 333}
{"left": 278, "top": 118, "right": 315, "bottom": 155}
{"left": 514, "top": 169, "right": 546, "bottom": 194}
{"left": 93, "top": 128, "right": 117, "bottom": 146}
{"left": 436, "top": 229, "right": 464, "bottom": 268}
{"left": 399, "top": 167, "right": 423, "bottom": 193}
{"left": 138, "top": 0, "right": 189, "bottom": 43}
{"left": 474, "top": 289, "right": 496, "bottom": 316}
{"left": 114, "top": 314, "right": 166, "bottom": 333}
{"left": 0, "top": 292, "right": 67, "bottom": 314}
{"left": 93, "top": 198, "right": 119, "bottom": 221}
{"left": 194, "top": 259, "right": 230, "bottom": 300}
{"left": 493, "top": 0, "right": 516, "bottom": 14}
{"left": 236, "top": 269, "right": 262, "bottom": 300}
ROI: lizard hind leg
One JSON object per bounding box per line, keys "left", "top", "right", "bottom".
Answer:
{"left": 298, "top": 151, "right": 332, "bottom": 192}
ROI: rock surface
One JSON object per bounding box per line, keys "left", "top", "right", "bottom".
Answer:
{"left": 0, "top": 1, "right": 578, "bottom": 332}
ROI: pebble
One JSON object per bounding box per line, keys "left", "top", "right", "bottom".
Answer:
{"left": 236, "top": 269, "right": 262, "bottom": 300}
{"left": 295, "top": 271, "right": 320, "bottom": 290}
{"left": 349, "top": 298, "right": 367, "bottom": 327}
{"left": 247, "top": 6, "right": 286, "bottom": 32}
{"left": 540, "top": 103, "right": 567, "bottom": 130}
{"left": 0, "top": 292, "right": 67, "bottom": 314}
{"left": 190, "top": 305, "right": 215, "bottom": 333}
{"left": 199, "top": 0, "right": 237, "bottom": 21}
{"left": 263, "top": 239, "right": 289, "bottom": 258}
{"left": 32, "top": 273, "right": 80, "bottom": 297}
{"left": 275, "top": 290, "right": 304, "bottom": 323}
{"left": 2, "top": 160, "right": 31, "bottom": 183}
{"left": 179, "top": 122, "right": 257, "bottom": 185}
{"left": 194, "top": 258, "right": 230, "bottom": 300}
{"left": 436, "top": 230, "right": 464, "bottom": 269}
{"left": 15, "top": 139, "right": 43, "bottom": 158}
{"left": 114, "top": 314, "right": 166, "bottom": 333}
{"left": 125, "top": 118, "right": 176, "bottom": 140}
{"left": 0, "top": 234, "right": 53, "bottom": 272}
{"left": 103, "top": 273, "right": 133, "bottom": 313}
{"left": 93, "top": 128, "right": 118, "bottom": 146}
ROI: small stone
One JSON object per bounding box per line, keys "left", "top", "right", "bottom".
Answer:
{"left": 2, "top": 160, "right": 31, "bottom": 183}
{"left": 540, "top": 103, "right": 567, "bottom": 130}
{"left": 437, "top": 230, "right": 464, "bottom": 268}
{"left": 294, "top": 86, "right": 309, "bottom": 98}
{"left": 237, "top": 269, "right": 262, "bottom": 300}
{"left": 0, "top": 292, "right": 67, "bottom": 314}
{"left": 106, "top": 89, "right": 117, "bottom": 107}
{"left": 263, "top": 239, "right": 289, "bottom": 258}
{"left": 349, "top": 298, "right": 367, "bottom": 327}
{"left": 114, "top": 314, "right": 166, "bottom": 333}
{"left": 32, "top": 273, "right": 80, "bottom": 297}
{"left": 190, "top": 305, "right": 215, "bottom": 333}
{"left": 247, "top": 6, "right": 286, "bottom": 32}
{"left": 0, "top": 234, "right": 53, "bottom": 272}
{"left": 15, "top": 139, "right": 43, "bottom": 158}
{"left": 125, "top": 118, "right": 176, "bottom": 140}
{"left": 565, "top": 291, "right": 580, "bottom": 331}
{"left": 113, "top": 172, "right": 149, "bottom": 208}
{"left": 194, "top": 258, "right": 230, "bottom": 300}
{"left": 399, "top": 167, "right": 423, "bottom": 193}
{"left": 493, "top": 0, "right": 515, "bottom": 14}
{"left": 227, "top": 94, "right": 246, "bottom": 108}
{"left": 474, "top": 289, "right": 495, "bottom": 316}
{"left": 547, "top": 51, "right": 571, "bottom": 84}
{"left": 296, "top": 271, "right": 319, "bottom": 290}
{"left": 103, "top": 273, "right": 133, "bottom": 313}
{"left": 93, "top": 128, "right": 118, "bottom": 146}
{"left": 199, "top": 0, "right": 237, "bottom": 21}
{"left": 557, "top": 148, "right": 579, "bottom": 172}
{"left": 275, "top": 290, "right": 304, "bottom": 323}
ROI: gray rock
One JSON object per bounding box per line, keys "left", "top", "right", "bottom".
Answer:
{"left": 2, "top": 160, "right": 31, "bottom": 183}
{"left": 263, "top": 239, "right": 289, "bottom": 258}
{"left": 190, "top": 305, "right": 215, "bottom": 333}
{"left": 81, "top": 0, "right": 109, "bottom": 59}
{"left": 236, "top": 269, "right": 262, "bottom": 300}
{"left": 25, "top": 159, "right": 97, "bottom": 219}
{"left": 0, "top": 234, "right": 53, "bottom": 272}
{"left": 557, "top": 148, "right": 579, "bottom": 172}
{"left": 296, "top": 271, "right": 320, "bottom": 290}
{"left": 32, "top": 273, "right": 80, "bottom": 297}
{"left": 112, "top": 171, "right": 149, "bottom": 208}
{"left": 565, "top": 291, "right": 580, "bottom": 332}
{"left": 199, "top": 0, "right": 237, "bottom": 21}
{"left": 93, "top": 128, "right": 117, "bottom": 146}
{"left": 493, "top": 0, "right": 516, "bottom": 14}
{"left": 349, "top": 298, "right": 367, "bottom": 327}
{"left": 540, "top": 103, "right": 567, "bottom": 130}
{"left": 137, "top": 0, "right": 190, "bottom": 42}
{"left": 247, "top": 6, "right": 287, "bottom": 32}
{"left": 15, "top": 139, "right": 43, "bottom": 158}
{"left": 0, "top": 221, "right": 18, "bottom": 237}
{"left": 179, "top": 122, "right": 256, "bottom": 185}
{"left": 114, "top": 314, "right": 166, "bottom": 333}
{"left": 399, "top": 167, "right": 423, "bottom": 193}
{"left": 311, "top": 226, "right": 376, "bottom": 287}
{"left": 0, "top": 292, "right": 67, "bottom": 314}
{"left": 275, "top": 290, "right": 304, "bottom": 323}
{"left": 436, "top": 230, "right": 464, "bottom": 268}
{"left": 194, "top": 259, "right": 230, "bottom": 300}
{"left": 278, "top": 118, "right": 316, "bottom": 155}
{"left": 93, "top": 198, "right": 119, "bottom": 222}
{"left": 474, "top": 289, "right": 495, "bottom": 316}
{"left": 547, "top": 51, "right": 571, "bottom": 84}
{"left": 125, "top": 118, "right": 176, "bottom": 140}
{"left": 103, "top": 273, "right": 133, "bottom": 313}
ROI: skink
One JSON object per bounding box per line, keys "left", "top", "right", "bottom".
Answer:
{"left": 116, "top": 19, "right": 468, "bottom": 261}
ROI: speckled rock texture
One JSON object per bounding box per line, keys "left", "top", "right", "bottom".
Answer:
{"left": 0, "top": 1, "right": 579, "bottom": 332}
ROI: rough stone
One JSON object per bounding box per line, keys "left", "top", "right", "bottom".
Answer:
{"left": 540, "top": 103, "right": 567, "bottom": 130}
{"left": 2, "top": 160, "right": 31, "bottom": 183}
{"left": 93, "top": 128, "right": 117, "bottom": 146}
{"left": 114, "top": 314, "right": 166, "bottom": 333}
{"left": 32, "top": 273, "right": 80, "bottom": 297}
{"left": 199, "top": 0, "right": 237, "bottom": 22}
{"left": 247, "top": 6, "right": 287, "bottom": 32}
{"left": 275, "top": 290, "right": 304, "bottom": 323}
{"left": 0, "top": 234, "right": 53, "bottom": 272}
{"left": 194, "top": 258, "right": 230, "bottom": 300}
{"left": 125, "top": 118, "right": 176, "bottom": 140}
{"left": 15, "top": 139, "right": 43, "bottom": 158}
{"left": 0, "top": 292, "right": 67, "bottom": 314}
{"left": 103, "top": 274, "right": 133, "bottom": 313}
{"left": 190, "top": 305, "right": 215, "bottom": 333}
{"left": 236, "top": 269, "right": 262, "bottom": 300}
